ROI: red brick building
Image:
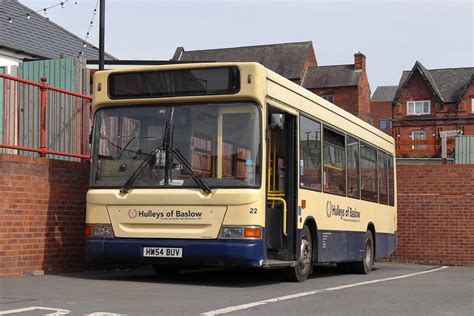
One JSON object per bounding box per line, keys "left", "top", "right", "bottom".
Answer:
{"left": 301, "top": 52, "right": 371, "bottom": 122}
{"left": 370, "top": 86, "right": 398, "bottom": 135}
{"left": 172, "top": 43, "right": 371, "bottom": 121}
{"left": 392, "top": 61, "right": 474, "bottom": 157}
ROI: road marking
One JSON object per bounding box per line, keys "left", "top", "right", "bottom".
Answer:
{"left": 201, "top": 266, "right": 449, "bottom": 316}
{"left": 0, "top": 306, "right": 71, "bottom": 315}
{"left": 86, "top": 313, "right": 125, "bottom": 316}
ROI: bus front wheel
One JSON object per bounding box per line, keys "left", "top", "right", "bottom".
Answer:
{"left": 287, "top": 225, "right": 313, "bottom": 282}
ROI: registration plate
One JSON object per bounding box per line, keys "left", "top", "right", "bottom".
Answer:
{"left": 143, "top": 247, "right": 183, "bottom": 258}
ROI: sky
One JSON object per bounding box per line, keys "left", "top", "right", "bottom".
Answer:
{"left": 20, "top": 0, "right": 474, "bottom": 92}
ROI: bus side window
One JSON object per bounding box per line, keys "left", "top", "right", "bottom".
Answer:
{"left": 378, "top": 151, "right": 389, "bottom": 205}
{"left": 346, "top": 136, "right": 360, "bottom": 199}
{"left": 299, "top": 116, "right": 322, "bottom": 190}
{"left": 360, "top": 143, "right": 378, "bottom": 202}
{"left": 323, "top": 127, "right": 346, "bottom": 196}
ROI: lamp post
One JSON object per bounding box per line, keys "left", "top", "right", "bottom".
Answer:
{"left": 99, "top": 0, "right": 105, "bottom": 70}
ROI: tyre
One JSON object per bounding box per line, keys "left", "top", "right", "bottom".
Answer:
{"left": 152, "top": 264, "right": 181, "bottom": 275}
{"left": 350, "top": 231, "right": 374, "bottom": 274}
{"left": 287, "top": 225, "right": 313, "bottom": 282}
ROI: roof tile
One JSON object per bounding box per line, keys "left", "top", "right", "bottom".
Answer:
{"left": 371, "top": 86, "right": 398, "bottom": 102}
{"left": 396, "top": 62, "right": 474, "bottom": 103}
{"left": 175, "top": 41, "right": 313, "bottom": 81}
{"left": 0, "top": 0, "right": 115, "bottom": 60}
{"left": 302, "top": 64, "right": 360, "bottom": 89}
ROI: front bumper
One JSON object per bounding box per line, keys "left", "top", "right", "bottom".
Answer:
{"left": 85, "top": 237, "right": 265, "bottom": 267}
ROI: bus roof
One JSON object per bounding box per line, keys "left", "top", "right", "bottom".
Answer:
{"left": 93, "top": 62, "right": 394, "bottom": 148}
{"left": 264, "top": 66, "right": 395, "bottom": 147}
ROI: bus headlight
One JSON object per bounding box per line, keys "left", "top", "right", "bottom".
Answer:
{"left": 219, "top": 226, "right": 262, "bottom": 239}
{"left": 85, "top": 224, "right": 114, "bottom": 238}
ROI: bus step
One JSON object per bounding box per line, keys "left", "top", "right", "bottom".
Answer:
{"left": 262, "top": 260, "right": 297, "bottom": 268}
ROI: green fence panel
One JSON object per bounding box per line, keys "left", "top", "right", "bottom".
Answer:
{"left": 18, "top": 58, "right": 81, "bottom": 160}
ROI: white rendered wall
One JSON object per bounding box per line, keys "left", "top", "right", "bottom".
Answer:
{"left": 0, "top": 48, "right": 35, "bottom": 74}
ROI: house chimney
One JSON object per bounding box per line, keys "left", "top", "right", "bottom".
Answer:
{"left": 354, "top": 52, "right": 366, "bottom": 72}
{"left": 172, "top": 47, "right": 185, "bottom": 61}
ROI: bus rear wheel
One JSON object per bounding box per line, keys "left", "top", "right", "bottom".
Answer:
{"left": 286, "top": 225, "right": 313, "bottom": 282}
{"left": 350, "top": 231, "right": 374, "bottom": 274}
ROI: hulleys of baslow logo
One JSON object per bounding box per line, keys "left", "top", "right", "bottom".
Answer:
{"left": 128, "top": 208, "right": 138, "bottom": 219}
{"left": 326, "top": 201, "right": 360, "bottom": 222}
{"left": 127, "top": 208, "right": 203, "bottom": 220}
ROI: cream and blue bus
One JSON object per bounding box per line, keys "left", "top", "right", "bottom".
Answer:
{"left": 85, "top": 63, "right": 396, "bottom": 282}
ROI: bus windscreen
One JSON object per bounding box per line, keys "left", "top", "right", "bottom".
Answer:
{"left": 108, "top": 67, "right": 240, "bottom": 99}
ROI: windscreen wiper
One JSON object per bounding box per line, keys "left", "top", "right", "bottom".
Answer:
{"left": 119, "top": 147, "right": 158, "bottom": 194}
{"left": 120, "top": 107, "right": 211, "bottom": 195}
{"left": 119, "top": 145, "right": 212, "bottom": 195}
{"left": 119, "top": 109, "right": 172, "bottom": 194}
{"left": 161, "top": 107, "right": 211, "bottom": 194}
{"left": 170, "top": 147, "right": 212, "bottom": 195}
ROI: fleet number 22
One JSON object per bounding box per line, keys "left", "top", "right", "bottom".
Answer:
{"left": 250, "top": 208, "right": 258, "bottom": 214}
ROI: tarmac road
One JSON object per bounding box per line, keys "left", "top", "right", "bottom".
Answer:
{"left": 0, "top": 263, "right": 472, "bottom": 315}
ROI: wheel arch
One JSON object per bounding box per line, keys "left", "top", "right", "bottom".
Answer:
{"left": 303, "top": 216, "right": 318, "bottom": 263}
{"left": 367, "top": 222, "right": 376, "bottom": 258}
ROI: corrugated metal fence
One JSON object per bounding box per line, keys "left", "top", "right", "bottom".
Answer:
{"left": 455, "top": 136, "right": 474, "bottom": 164}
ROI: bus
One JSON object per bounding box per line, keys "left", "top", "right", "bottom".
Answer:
{"left": 85, "top": 62, "right": 397, "bottom": 282}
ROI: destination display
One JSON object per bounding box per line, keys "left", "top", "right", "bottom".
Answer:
{"left": 108, "top": 67, "right": 240, "bottom": 99}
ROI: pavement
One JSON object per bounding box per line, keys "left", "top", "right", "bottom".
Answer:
{"left": 0, "top": 263, "right": 472, "bottom": 315}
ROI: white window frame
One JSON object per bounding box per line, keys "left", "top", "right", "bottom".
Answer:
{"left": 411, "top": 130, "right": 426, "bottom": 140}
{"left": 407, "top": 100, "right": 431, "bottom": 115}
{"left": 471, "top": 98, "right": 474, "bottom": 113}
{"left": 411, "top": 130, "right": 427, "bottom": 150}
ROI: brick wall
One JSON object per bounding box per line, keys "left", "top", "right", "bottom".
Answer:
{"left": 303, "top": 44, "right": 318, "bottom": 72}
{"left": 0, "top": 154, "right": 89, "bottom": 277}
{"left": 370, "top": 100, "right": 392, "bottom": 135}
{"left": 310, "top": 86, "right": 359, "bottom": 116}
{"left": 1, "top": 154, "right": 472, "bottom": 277}
{"left": 357, "top": 71, "right": 371, "bottom": 122}
{"left": 391, "top": 164, "right": 474, "bottom": 265}
{"left": 459, "top": 83, "right": 474, "bottom": 113}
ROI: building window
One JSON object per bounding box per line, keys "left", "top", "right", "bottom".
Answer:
{"left": 471, "top": 98, "right": 474, "bottom": 113}
{"left": 407, "top": 100, "right": 430, "bottom": 115}
{"left": 412, "top": 130, "right": 426, "bottom": 150}
{"left": 412, "top": 130, "right": 426, "bottom": 140}
{"left": 321, "top": 94, "right": 334, "bottom": 103}
{"left": 379, "top": 120, "right": 387, "bottom": 129}
{"left": 299, "top": 116, "right": 322, "bottom": 190}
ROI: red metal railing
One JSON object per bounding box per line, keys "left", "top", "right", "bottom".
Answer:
{"left": 0, "top": 74, "right": 92, "bottom": 160}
